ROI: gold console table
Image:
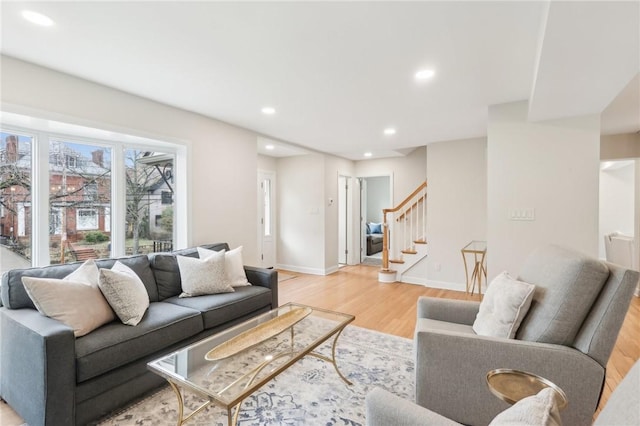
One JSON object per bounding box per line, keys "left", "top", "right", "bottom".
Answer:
{"left": 461, "top": 240, "right": 487, "bottom": 296}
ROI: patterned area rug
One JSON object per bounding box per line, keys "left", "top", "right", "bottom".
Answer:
{"left": 97, "top": 326, "right": 414, "bottom": 426}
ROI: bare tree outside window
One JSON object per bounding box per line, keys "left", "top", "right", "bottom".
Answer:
{"left": 125, "top": 150, "right": 174, "bottom": 255}
{"left": 0, "top": 133, "right": 33, "bottom": 273}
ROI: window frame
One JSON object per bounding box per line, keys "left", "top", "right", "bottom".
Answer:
{"left": 0, "top": 120, "right": 187, "bottom": 267}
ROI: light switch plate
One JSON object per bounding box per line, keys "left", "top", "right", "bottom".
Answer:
{"left": 509, "top": 208, "right": 535, "bottom": 221}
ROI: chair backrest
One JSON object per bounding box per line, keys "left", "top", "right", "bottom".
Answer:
{"left": 572, "top": 262, "right": 638, "bottom": 366}
{"left": 516, "top": 245, "right": 638, "bottom": 367}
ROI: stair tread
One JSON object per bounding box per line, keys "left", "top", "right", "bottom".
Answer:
{"left": 401, "top": 249, "right": 418, "bottom": 254}
{"left": 414, "top": 239, "right": 427, "bottom": 244}
{"left": 389, "top": 259, "right": 405, "bottom": 264}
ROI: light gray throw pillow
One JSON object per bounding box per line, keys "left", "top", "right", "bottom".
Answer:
{"left": 177, "top": 249, "right": 234, "bottom": 297}
{"left": 98, "top": 261, "right": 149, "bottom": 326}
{"left": 489, "top": 388, "right": 562, "bottom": 425}
{"left": 197, "top": 245, "right": 250, "bottom": 287}
{"left": 473, "top": 271, "right": 535, "bottom": 339}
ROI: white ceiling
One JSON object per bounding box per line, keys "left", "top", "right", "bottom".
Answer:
{"left": 1, "top": 1, "right": 638, "bottom": 160}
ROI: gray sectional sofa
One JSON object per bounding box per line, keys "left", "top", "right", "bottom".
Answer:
{"left": 0, "top": 243, "right": 278, "bottom": 426}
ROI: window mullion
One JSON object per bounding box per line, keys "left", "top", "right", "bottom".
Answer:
{"left": 111, "top": 145, "right": 126, "bottom": 257}
{"left": 32, "top": 131, "right": 50, "bottom": 266}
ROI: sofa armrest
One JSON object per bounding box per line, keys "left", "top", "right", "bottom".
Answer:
{"left": 366, "top": 387, "right": 460, "bottom": 426}
{"left": 244, "top": 266, "right": 278, "bottom": 308}
{"left": 0, "top": 308, "right": 76, "bottom": 426}
{"left": 417, "top": 296, "right": 480, "bottom": 325}
{"left": 415, "top": 326, "right": 604, "bottom": 426}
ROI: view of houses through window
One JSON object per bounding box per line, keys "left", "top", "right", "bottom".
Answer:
{"left": 0, "top": 128, "right": 176, "bottom": 274}
{"left": 0, "top": 132, "right": 33, "bottom": 263}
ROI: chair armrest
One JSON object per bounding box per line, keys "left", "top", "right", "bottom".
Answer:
{"left": 0, "top": 308, "right": 76, "bottom": 426}
{"left": 244, "top": 266, "right": 278, "bottom": 308}
{"left": 417, "top": 296, "right": 480, "bottom": 325}
{"left": 366, "top": 388, "right": 460, "bottom": 426}
{"left": 415, "top": 326, "right": 604, "bottom": 426}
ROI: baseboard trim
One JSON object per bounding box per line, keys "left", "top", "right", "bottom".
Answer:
{"left": 275, "top": 264, "right": 339, "bottom": 276}
{"left": 401, "top": 276, "right": 467, "bottom": 292}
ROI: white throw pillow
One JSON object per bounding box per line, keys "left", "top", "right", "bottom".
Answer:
{"left": 66, "top": 258, "right": 100, "bottom": 287}
{"left": 177, "top": 250, "right": 234, "bottom": 297}
{"left": 489, "top": 388, "right": 562, "bottom": 426}
{"left": 22, "top": 260, "right": 116, "bottom": 337}
{"left": 473, "top": 271, "right": 535, "bottom": 339}
{"left": 198, "top": 246, "right": 250, "bottom": 287}
{"left": 98, "top": 261, "right": 150, "bottom": 326}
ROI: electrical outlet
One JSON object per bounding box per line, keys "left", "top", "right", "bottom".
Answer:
{"left": 434, "top": 262, "right": 441, "bottom": 272}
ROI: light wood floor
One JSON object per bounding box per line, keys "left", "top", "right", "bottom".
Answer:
{"left": 1, "top": 264, "right": 638, "bottom": 424}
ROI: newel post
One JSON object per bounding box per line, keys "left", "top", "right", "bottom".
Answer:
{"left": 382, "top": 210, "right": 390, "bottom": 271}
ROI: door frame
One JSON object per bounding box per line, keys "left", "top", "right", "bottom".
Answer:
{"left": 257, "top": 169, "right": 276, "bottom": 268}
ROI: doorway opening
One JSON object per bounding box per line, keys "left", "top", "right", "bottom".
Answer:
{"left": 359, "top": 176, "right": 391, "bottom": 266}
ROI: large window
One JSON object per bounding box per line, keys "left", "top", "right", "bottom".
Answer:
{"left": 0, "top": 116, "right": 184, "bottom": 273}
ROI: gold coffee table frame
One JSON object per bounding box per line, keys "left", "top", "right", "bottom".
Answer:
{"left": 148, "top": 303, "right": 354, "bottom": 426}
{"left": 486, "top": 369, "right": 568, "bottom": 410}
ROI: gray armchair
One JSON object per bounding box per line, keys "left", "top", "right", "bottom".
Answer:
{"left": 367, "top": 358, "right": 640, "bottom": 425}
{"left": 412, "top": 245, "right": 638, "bottom": 425}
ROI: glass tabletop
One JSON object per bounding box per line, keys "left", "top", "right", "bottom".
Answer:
{"left": 148, "top": 303, "right": 354, "bottom": 408}
{"left": 462, "top": 240, "right": 487, "bottom": 253}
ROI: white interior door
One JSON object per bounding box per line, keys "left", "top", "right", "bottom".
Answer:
{"left": 258, "top": 170, "right": 276, "bottom": 268}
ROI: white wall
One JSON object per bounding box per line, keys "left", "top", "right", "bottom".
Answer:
{"left": 599, "top": 162, "right": 635, "bottom": 259}
{"left": 415, "top": 137, "right": 487, "bottom": 290}
{"left": 276, "top": 154, "right": 326, "bottom": 274}
{"left": 365, "top": 176, "right": 390, "bottom": 223}
{"left": 601, "top": 133, "right": 640, "bottom": 160}
{"left": 258, "top": 154, "right": 277, "bottom": 171}
{"left": 1, "top": 56, "right": 261, "bottom": 264}
{"left": 487, "top": 101, "right": 601, "bottom": 277}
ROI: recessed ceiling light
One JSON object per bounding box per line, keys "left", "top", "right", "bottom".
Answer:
{"left": 415, "top": 69, "right": 435, "bottom": 80}
{"left": 384, "top": 128, "right": 396, "bottom": 136}
{"left": 265, "top": 144, "right": 275, "bottom": 150}
{"left": 364, "top": 152, "right": 373, "bottom": 158}
{"left": 22, "top": 10, "right": 54, "bottom": 27}
{"left": 261, "top": 107, "right": 276, "bottom": 115}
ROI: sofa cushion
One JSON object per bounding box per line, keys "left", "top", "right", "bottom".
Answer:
{"left": 96, "top": 255, "right": 159, "bottom": 303}
{"left": 163, "top": 286, "right": 272, "bottom": 329}
{"left": 2, "top": 262, "right": 85, "bottom": 309}
{"left": 74, "top": 302, "right": 203, "bottom": 382}
{"left": 516, "top": 245, "right": 610, "bottom": 345}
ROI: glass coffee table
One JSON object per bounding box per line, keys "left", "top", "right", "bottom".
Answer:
{"left": 148, "top": 303, "right": 355, "bottom": 426}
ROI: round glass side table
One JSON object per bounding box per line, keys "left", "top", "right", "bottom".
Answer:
{"left": 486, "top": 369, "right": 568, "bottom": 410}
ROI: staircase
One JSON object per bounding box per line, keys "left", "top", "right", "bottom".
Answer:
{"left": 379, "top": 181, "right": 428, "bottom": 283}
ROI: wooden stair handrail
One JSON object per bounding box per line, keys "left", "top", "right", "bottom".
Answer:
{"left": 382, "top": 180, "right": 427, "bottom": 272}
{"left": 383, "top": 181, "right": 427, "bottom": 215}
{"left": 395, "top": 195, "right": 426, "bottom": 222}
